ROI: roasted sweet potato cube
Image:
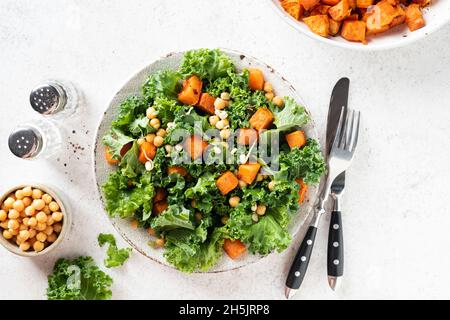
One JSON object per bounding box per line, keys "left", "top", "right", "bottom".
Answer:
{"left": 223, "top": 239, "right": 246, "bottom": 260}
{"left": 365, "top": 1, "right": 397, "bottom": 34}
{"left": 178, "top": 75, "right": 202, "bottom": 106}
{"left": 345, "top": 13, "right": 359, "bottom": 21}
{"left": 153, "top": 200, "right": 168, "bottom": 216}
{"left": 405, "top": 4, "right": 425, "bottom": 31}
{"left": 196, "top": 93, "right": 216, "bottom": 115}
{"left": 299, "top": 0, "right": 320, "bottom": 10}
{"left": 248, "top": 68, "right": 265, "bottom": 91}
{"left": 321, "top": 0, "right": 340, "bottom": 5}
{"left": 185, "top": 135, "right": 208, "bottom": 160}
{"left": 216, "top": 171, "right": 239, "bottom": 195}
{"left": 341, "top": 20, "right": 367, "bottom": 43}
{"left": 295, "top": 179, "right": 308, "bottom": 204}
{"left": 167, "top": 166, "right": 188, "bottom": 177}
{"left": 238, "top": 163, "right": 261, "bottom": 185}
{"left": 412, "top": 0, "right": 430, "bottom": 7}
{"left": 329, "top": 19, "right": 342, "bottom": 36}
{"left": 303, "top": 14, "right": 330, "bottom": 37}
{"left": 356, "top": 0, "right": 373, "bottom": 8}
{"left": 281, "top": 0, "right": 305, "bottom": 20}
{"left": 310, "top": 4, "right": 331, "bottom": 15}
{"left": 389, "top": 5, "right": 406, "bottom": 28}
{"left": 237, "top": 128, "right": 258, "bottom": 145}
{"left": 349, "top": 0, "right": 356, "bottom": 9}
{"left": 285, "top": 130, "right": 307, "bottom": 149}
{"left": 154, "top": 188, "right": 167, "bottom": 203}
{"left": 329, "top": 0, "right": 352, "bottom": 22}
{"left": 249, "top": 107, "right": 274, "bottom": 131}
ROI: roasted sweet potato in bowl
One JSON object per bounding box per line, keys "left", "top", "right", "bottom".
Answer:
{"left": 272, "top": 0, "right": 450, "bottom": 49}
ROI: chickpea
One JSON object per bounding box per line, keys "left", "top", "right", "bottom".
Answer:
{"left": 32, "top": 189, "right": 43, "bottom": 200}
{"left": 209, "top": 115, "right": 220, "bottom": 126}
{"left": 251, "top": 213, "right": 259, "bottom": 223}
{"left": 36, "top": 232, "right": 47, "bottom": 242}
{"left": 32, "top": 199, "right": 45, "bottom": 211}
{"left": 22, "top": 186, "right": 33, "bottom": 197}
{"left": 40, "top": 194, "right": 52, "bottom": 205}
{"left": 48, "top": 201, "right": 60, "bottom": 212}
{"left": 13, "top": 200, "right": 25, "bottom": 212}
{"left": 53, "top": 223, "right": 62, "bottom": 233}
{"left": 214, "top": 98, "right": 228, "bottom": 110}
{"left": 44, "top": 226, "right": 53, "bottom": 236}
{"left": 10, "top": 228, "right": 19, "bottom": 236}
{"left": 19, "top": 224, "right": 28, "bottom": 231}
{"left": 222, "top": 119, "right": 229, "bottom": 127}
{"left": 229, "top": 196, "right": 240, "bottom": 208}
{"left": 263, "top": 82, "right": 273, "bottom": 93}
{"left": 0, "top": 210, "right": 7, "bottom": 222}
{"left": 156, "top": 128, "right": 166, "bottom": 137}
{"left": 2, "top": 230, "right": 13, "bottom": 240}
{"left": 36, "top": 212, "right": 47, "bottom": 223}
{"left": 46, "top": 216, "right": 54, "bottom": 226}
{"left": 0, "top": 221, "right": 8, "bottom": 229}
{"left": 19, "top": 230, "right": 30, "bottom": 241}
{"left": 194, "top": 212, "right": 202, "bottom": 221}
{"left": 238, "top": 180, "right": 247, "bottom": 189}
{"left": 43, "top": 206, "right": 51, "bottom": 215}
{"left": 153, "top": 136, "right": 164, "bottom": 147}
{"left": 8, "top": 219, "right": 19, "bottom": 230}
{"left": 155, "top": 238, "right": 165, "bottom": 248}
{"left": 220, "top": 92, "right": 231, "bottom": 101}
{"left": 146, "top": 107, "right": 157, "bottom": 119}
{"left": 24, "top": 206, "right": 35, "bottom": 217}
{"left": 149, "top": 118, "right": 161, "bottom": 130}
{"left": 147, "top": 227, "right": 156, "bottom": 237}
{"left": 16, "top": 237, "right": 24, "bottom": 246}
{"left": 27, "top": 217, "right": 37, "bottom": 227}
{"left": 28, "top": 229, "right": 37, "bottom": 239}
{"left": 220, "top": 129, "right": 231, "bottom": 140}
{"left": 221, "top": 216, "right": 229, "bottom": 224}
{"left": 265, "top": 92, "right": 274, "bottom": 101}
{"left": 19, "top": 242, "right": 30, "bottom": 252}
{"left": 164, "top": 145, "right": 172, "bottom": 154}
{"left": 137, "top": 138, "right": 146, "bottom": 146}
{"left": 145, "top": 133, "right": 156, "bottom": 143}
{"left": 272, "top": 96, "right": 284, "bottom": 107}
{"left": 256, "top": 174, "right": 264, "bottom": 182}
{"left": 22, "top": 197, "right": 32, "bottom": 207}
{"left": 256, "top": 205, "right": 267, "bottom": 216}
{"left": 15, "top": 190, "right": 25, "bottom": 200}
{"left": 215, "top": 120, "right": 225, "bottom": 130}
{"left": 36, "top": 222, "right": 47, "bottom": 232}
{"left": 47, "top": 233, "right": 57, "bottom": 243}
{"left": 3, "top": 197, "right": 15, "bottom": 209}
{"left": 33, "top": 241, "right": 45, "bottom": 252}
{"left": 268, "top": 181, "right": 276, "bottom": 191}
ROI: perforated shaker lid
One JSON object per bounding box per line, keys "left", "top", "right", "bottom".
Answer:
{"left": 8, "top": 125, "right": 43, "bottom": 159}
{"left": 29, "top": 82, "right": 67, "bottom": 115}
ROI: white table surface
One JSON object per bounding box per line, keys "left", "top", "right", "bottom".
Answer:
{"left": 1, "top": 0, "right": 449, "bottom": 300}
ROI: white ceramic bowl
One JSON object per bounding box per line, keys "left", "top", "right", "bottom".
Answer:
{"left": 270, "top": 0, "right": 450, "bottom": 50}
{"left": 94, "top": 49, "right": 321, "bottom": 272}
{"left": 0, "top": 184, "right": 70, "bottom": 257}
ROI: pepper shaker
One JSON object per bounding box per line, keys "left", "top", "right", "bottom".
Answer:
{"left": 29, "top": 80, "right": 78, "bottom": 118}
{"left": 8, "top": 120, "right": 62, "bottom": 160}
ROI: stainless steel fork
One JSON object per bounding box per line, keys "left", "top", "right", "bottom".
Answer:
{"left": 285, "top": 107, "right": 361, "bottom": 298}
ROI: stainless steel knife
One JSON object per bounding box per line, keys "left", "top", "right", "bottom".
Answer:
{"left": 326, "top": 78, "right": 349, "bottom": 291}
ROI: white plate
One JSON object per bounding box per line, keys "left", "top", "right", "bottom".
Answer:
{"left": 270, "top": 0, "right": 450, "bottom": 50}
{"left": 93, "top": 49, "right": 320, "bottom": 273}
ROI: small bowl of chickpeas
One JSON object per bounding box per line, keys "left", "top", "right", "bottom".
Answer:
{"left": 0, "top": 184, "right": 69, "bottom": 256}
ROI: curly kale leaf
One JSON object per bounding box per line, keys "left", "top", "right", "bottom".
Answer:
{"left": 142, "top": 70, "right": 181, "bottom": 101}
{"left": 179, "top": 48, "right": 235, "bottom": 81}
{"left": 98, "top": 234, "right": 132, "bottom": 268}
{"left": 272, "top": 96, "right": 310, "bottom": 131}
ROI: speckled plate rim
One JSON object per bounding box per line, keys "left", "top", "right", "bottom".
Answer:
{"left": 269, "top": 0, "right": 450, "bottom": 51}
{"left": 92, "top": 48, "right": 322, "bottom": 273}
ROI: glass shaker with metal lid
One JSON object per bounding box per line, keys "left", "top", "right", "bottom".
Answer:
{"left": 29, "top": 80, "right": 78, "bottom": 118}
{"left": 8, "top": 120, "right": 62, "bottom": 160}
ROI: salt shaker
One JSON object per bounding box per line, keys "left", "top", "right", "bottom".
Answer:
{"left": 8, "top": 120, "right": 62, "bottom": 160}
{"left": 29, "top": 80, "right": 78, "bottom": 118}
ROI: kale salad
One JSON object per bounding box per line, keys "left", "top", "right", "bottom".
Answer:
{"left": 101, "top": 49, "right": 325, "bottom": 272}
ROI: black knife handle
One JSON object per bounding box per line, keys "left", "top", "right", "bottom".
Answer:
{"left": 327, "top": 211, "right": 344, "bottom": 277}
{"left": 285, "top": 226, "right": 317, "bottom": 290}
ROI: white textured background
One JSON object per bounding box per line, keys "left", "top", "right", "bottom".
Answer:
{"left": 0, "top": 0, "right": 449, "bottom": 300}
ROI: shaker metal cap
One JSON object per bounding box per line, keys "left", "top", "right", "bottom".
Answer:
{"left": 8, "top": 126, "right": 42, "bottom": 159}
{"left": 29, "top": 82, "right": 67, "bottom": 115}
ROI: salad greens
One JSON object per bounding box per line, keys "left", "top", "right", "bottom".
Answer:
{"left": 98, "top": 233, "right": 132, "bottom": 268}
{"left": 102, "top": 48, "right": 325, "bottom": 272}
{"left": 47, "top": 257, "right": 113, "bottom": 300}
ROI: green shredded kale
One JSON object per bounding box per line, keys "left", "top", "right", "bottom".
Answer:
{"left": 98, "top": 234, "right": 132, "bottom": 268}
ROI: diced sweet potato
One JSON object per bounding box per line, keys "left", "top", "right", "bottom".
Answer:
{"left": 329, "top": 0, "right": 352, "bottom": 22}
{"left": 329, "top": 19, "right": 342, "bottom": 36}
{"left": 365, "top": 0, "right": 397, "bottom": 33}
{"left": 295, "top": 179, "right": 308, "bottom": 204}
{"left": 349, "top": 0, "right": 357, "bottom": 9}
{"left": 389, "top": 5, "right": 406, "bottom": 28}
{"left": 412, "top": 0, "right": 430, "bottom": 7}
{"left": 285, "top": 130, "right": 307, "bottom": 149}
{"left": 153, "top": 200, "right": 168, "bottom": 215}
{"left": 345, "top": 13, "right": 359, "bottom": 21}
{"left": 322, "top": 0, "right": 340, "bottom": 5}
{"left": 299, "top": 0, "right": 320, "bottom": 10}
{"left": 237, "top": 128, "right": 258, "bottom": 145}
{"left": 154, "top": 188, "right": 167, "bottom": 203}
{"left": 196, "top": 93, "right": 216, "bottom": 115}
{"left": 341, "top": 20, "right": 367, "bottom": 43}
{"left": 310, "top": 4, "right": 331, "bottom": 15}
{"left": 167, "top": 166, "right": 188, "bottom": 177}
{"left": 281, "top": 0, "right": 305, "bottom": 20}
{"left": 249, "top": 107, "right": 274, "bottom": 131}
{"left": 238, "top": 163, "right": 261, "bottom": 185}
{"left": 223, "top": 239, "right": 247, "bottom": 260}
{"left": 216, "top": 171, "right": 239, "bottom": 195}
{"left": 248, "top": 68, "right": 265, "bottom": 91}
{"left": 138, "top": 141, "right": 156, "bottom": 164}
{"left": 303, "top": 15, "right": 330, "bottom": 37}
{"left": 405, "top": 3, "right": 425, "bottom": 31}
{"left": 178, "top": 75, "right": 202, "bottom": 105}
{"left": 105, "top": 146, "right": 119, "bottom": 165}
{"left": 356, "top": 0, "right": 373, "bottom": 8}
{"left": 184, "top": 135, "right": 208, "bottom": 160}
